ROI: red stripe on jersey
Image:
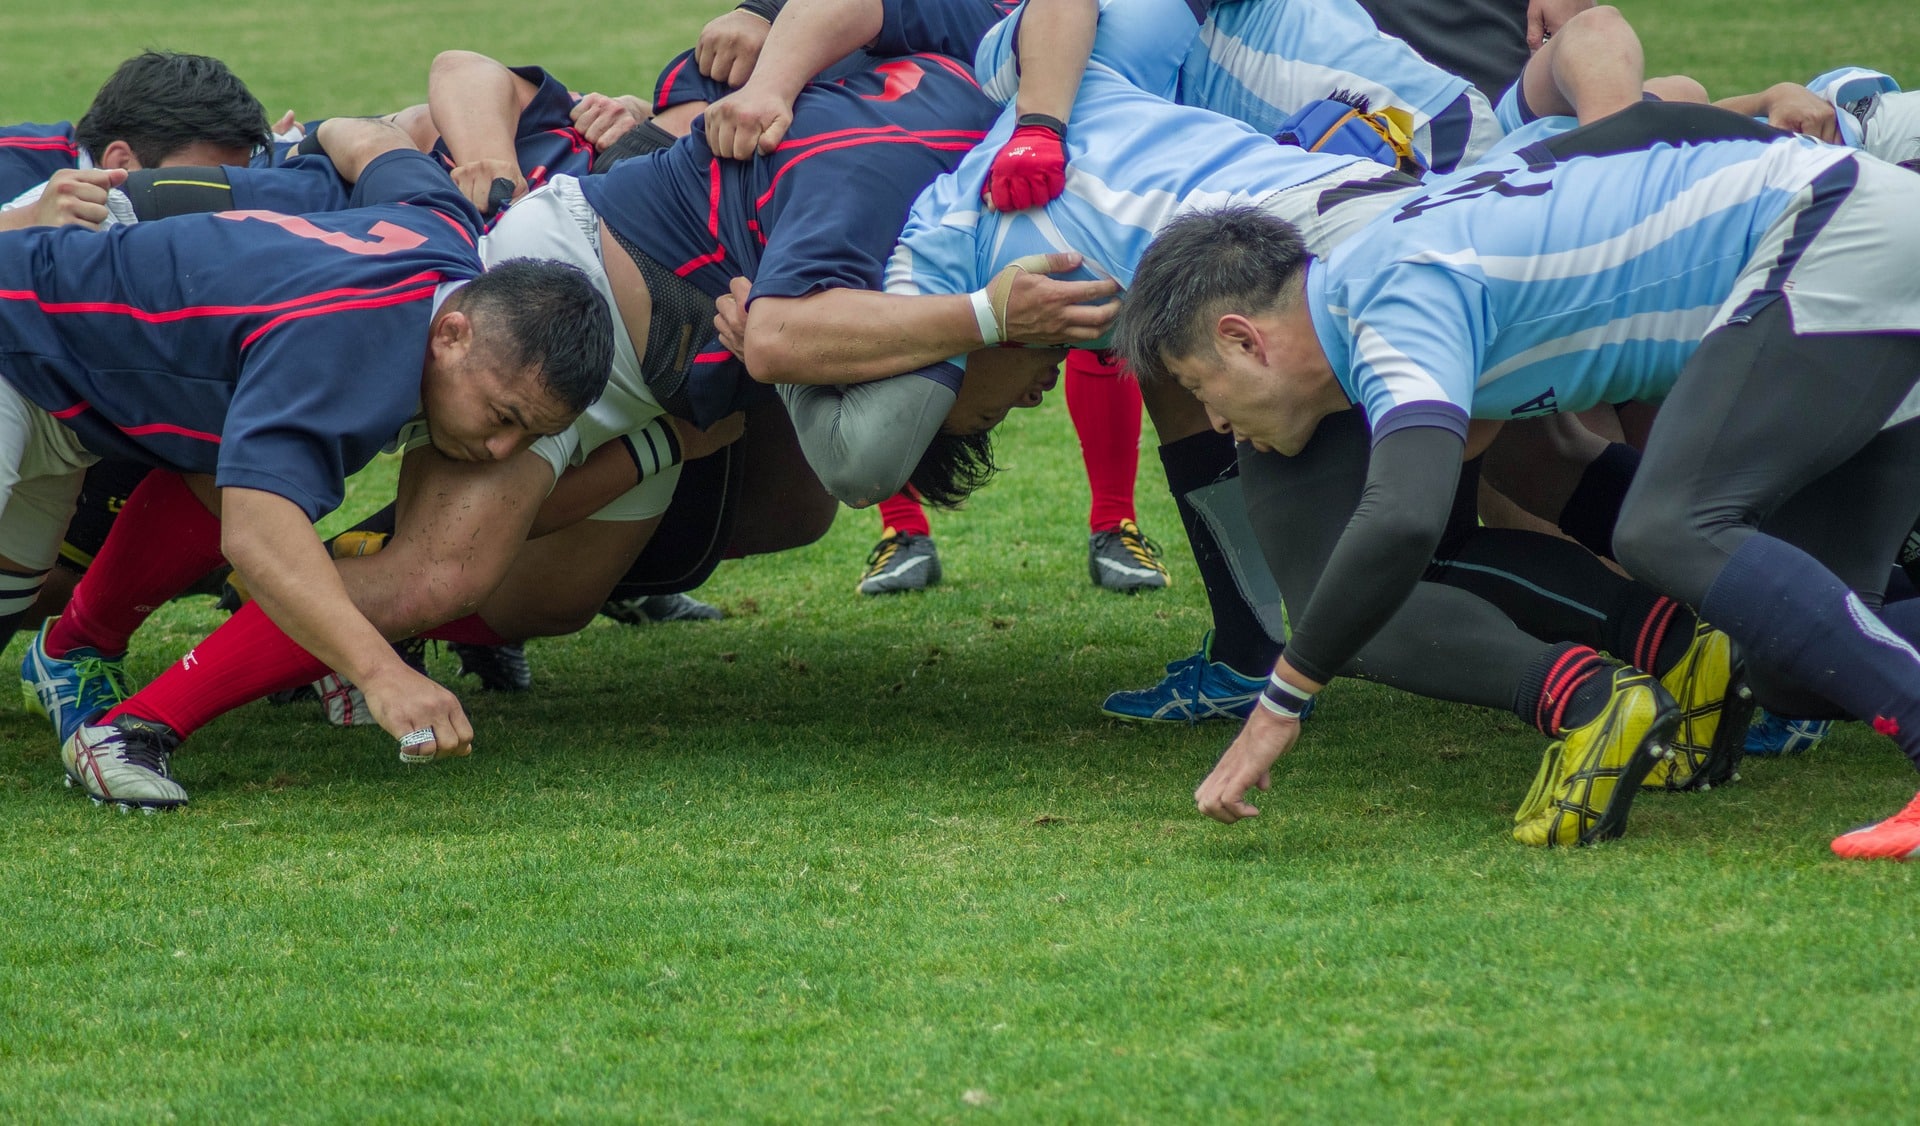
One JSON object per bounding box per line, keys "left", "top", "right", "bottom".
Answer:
{"left": 425, "top": 206, "right": 477, "bottom": 247}
{"left": 0, "top": 137, "right": 78, "bottom": 153}
{"left": 240, "top": 284, "right": 441, "bottom": 349}
{"left": 120, "top": 421, "right": 222, "bottom": 443}
{"left": 676, "top": 157, "right": 730, "bottom": 277}
{"left": 50, "top": 401, "right": 89, "bottom": 420}
{"left": 691, "top": 350, "right": 733, "bottom": 364}
{"left": 0, "top": 272, "right": 446, "bottom": 324}
{"left": 656, "top": 56, "right": 691, "bottom": 112}
{"left": 772, "top": 124, "right": 990, "bottom": 153}
{"left": 755, "top": 134, "right": 984, "bottom": 209}
{"left": 915, "top": 52, "right": 982, "bottom": 89}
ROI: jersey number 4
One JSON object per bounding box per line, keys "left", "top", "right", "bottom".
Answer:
{"left": 217, "top": 211, "right": 428, "bottom": 255}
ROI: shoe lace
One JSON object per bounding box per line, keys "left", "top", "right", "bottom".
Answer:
{"left": 1116, "top": 521, "right": 1166, "bottom": 569}
{"left": 864, "top": 532, "right": 906, "bottom": 574}
{"left": 114, "top": 722, "right": 177, "bottom": 775}
{"left": 72, "top": 654, "right": 130, "bottom": 705}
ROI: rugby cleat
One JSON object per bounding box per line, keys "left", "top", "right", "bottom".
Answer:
{"left": 600, "top": 592, "right": 725, "bottom": 625}
{"left": 1100, "top": 632, "right": 1286, "bottom": 724}
{"left": 1643, "top": 622, "right": 1753, "bottom": 792}
{"left": 1514, "top": 665, "right": 1679, "bottom": 847}
{"left": 858, "top": 529, "right": 941, "bottom": 596}
{"left": 1744, "top": 709, "right": 1833, "bottom": 756}
{"left": 21, "top": 619, "right": 133, "bottom": 746}
{"left": 62, "top": 714, "right": 186, "bottom": 811}
{"left": 1831, "top": 790, "right": 1920, "bottom": 860}
{"left": 1089, "top": 519, "right": 1172, "bottom": 593}
{"left": 315, "top": 638, "right": 430, "bottom": 727}
{"left": 450, "top": 641, "right": 532, "bottom": 692}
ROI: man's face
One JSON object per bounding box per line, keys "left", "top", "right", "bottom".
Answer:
{"left": 943, "top": 346, "right": 1067, "bottom": 434}
{"left": 420, "top": 312, "right": 578, "bottom": 462}
{"left": 1165, "top": 312, "right": 1328, "bottom": 456}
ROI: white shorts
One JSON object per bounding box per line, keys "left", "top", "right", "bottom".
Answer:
{"left": 481, "top": 175, "right": 682, "bottom": 522}
{"left": 0, "top": 380, "right": 99, "bottom": 572}
{"left": 1258, "top": 161, "right": 1419, "bottom": 255}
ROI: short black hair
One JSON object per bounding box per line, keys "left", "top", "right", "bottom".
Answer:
{"left": 1114, "top": 206, "right": 1310, "bottom": 385}
{"left": 459, "top": 258, "right": 614, "bottom": 415}
{"left": 907, "top": 428, "right": 997, "bottom": 508}
{"left": 76, "top": 51, "right": 269, "bottom": 167}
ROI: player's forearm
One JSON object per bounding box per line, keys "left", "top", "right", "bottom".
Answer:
{"left": 1013, "top": 0, "right": 1096, "bottom": 125}
{"left": 1282, "top": 425, "right": 1465, "bottom": 686}
{"left": 743, "top": 0, "right": 885, "bottom": 102}
{"left": 220, "top": 487, "right": 413, "bottom": 688}
{"left": 427, "top": 50, "right": 535, "bottom": 167}
{"left": 745, "top": 290, "right": 981, "bottom": 384}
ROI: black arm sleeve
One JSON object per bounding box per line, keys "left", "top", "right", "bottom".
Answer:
{"left": 1283, "top": 424, "right": 1467, "bottom": 684}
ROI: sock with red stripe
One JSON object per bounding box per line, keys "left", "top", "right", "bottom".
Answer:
{"left": 1514, "top": 642, "right": 1614, "bottom": 736}
{"left": 876, "top": 491, "right": 931, "bottom": 538}
{"left": 1607, "top": 590, "right": 1695, "bottom": 679}
{"left": 48, "top": 470, "right": 224, "bottom": 658}
{"left": 1064, "top": 349, "right": 1143, "bottom": 533}
{"left": 108, "top": 601, "right": 327, "bottom": 737}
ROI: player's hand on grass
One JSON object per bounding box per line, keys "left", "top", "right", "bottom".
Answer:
{"left": 22, "top": 167, "right": 127, "bottom": 230}
{"left": 697, "top": 8, "right": 773, "bottom": 88}
{"left": 362, "top": 660, "right": 475, "bottom": 763}
{"left": 997, "top": 253, "right": 1119, "bottom": 345}
{"left": 1195, "top": 705, "right": 1301, "bottom": 824}
{"left": 1757, "top": 83, "right": 1842, "bottom": 144}
{"left": 704, "top": 86, "right": 794, "bottom": 161}
{"left": 673, "top": 411, "right": 747, "bottom": 460}
{"left": 985, "top": 123, "right": 1068, "bottom": 212}
{"left": 571, "top": 93, "right": 650, "bottom": 150}
{"left": 451, "top": 159, "right": 525, "bottom": 214}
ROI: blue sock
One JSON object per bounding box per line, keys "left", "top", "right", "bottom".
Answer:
{"left": 1702, "top": 535, "right": 1920, "bottom": 764}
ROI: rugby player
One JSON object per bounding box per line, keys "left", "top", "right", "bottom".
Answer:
{"left": 1116, "top": 102, "right": 1920, "bottom": 855}
{"left": 4, "top": 118, "right": 612, "bottom": 809}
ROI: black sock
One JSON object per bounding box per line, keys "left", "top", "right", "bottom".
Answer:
{"left": 1559, "top": 442, "right": 1639, "bottom": 561}
{"left": 1604, "top": 589, "right": 1697, "bottom": 678}
{"left": 1514, "top": 642, "right": 1613, "bottom": 735}
{"left": 1159, "top": 432, "right": 1281, "bottom": 677}
{"left": 0, "top": 565, "right": 47, "bottom": 654}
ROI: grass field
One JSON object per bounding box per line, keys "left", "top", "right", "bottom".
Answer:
{"left": 5, "top": 1, "right": 1920, "bottom": 1119}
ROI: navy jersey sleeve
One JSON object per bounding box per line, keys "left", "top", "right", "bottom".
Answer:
{"left": 349, "top": 149, "right": 484, "bottom": 239}
{"left": 654, "top": 49, "right": 733, "bottom": 111}
{"left": 217, "top": 301, "right": 434, "bottom": 519}
{"left": 0, "top": 123, "right": 79, "bottom": 201}
{"left": 874, "top": 0, "right": 1015, "bottom": 58}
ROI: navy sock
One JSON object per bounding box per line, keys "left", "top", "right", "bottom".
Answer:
{"left": 1559, "top": 442, "right": 1638, "bottom": 561}
{"left": 1160, "top": 432, "right": 1281, "bottom": 677}
{"left": 1702, "top": 535, "right": 1920, "bottom": 764}
{"left": 1514, "top": 642, "right": 1613, "bottom": 735}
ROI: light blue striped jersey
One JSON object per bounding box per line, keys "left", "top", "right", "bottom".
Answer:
{"left": 1805, "top": 67, "right": 1920, "bottom": 166}
{"left": 975, "top": 0, "right": 1492, "bottom": 171}
{"left": 1307, "top": 115, "right": 1857, "bottom": 441}
{"left": 885, "top": 69, "right": 1377, "bottom": 378}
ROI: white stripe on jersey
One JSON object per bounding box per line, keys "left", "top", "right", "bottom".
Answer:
{"left": 1474, "top": 304, "right": 1722, "bottom": 388}
{"left": 1353, "top": 318, "right": 1451, "bottom": 406}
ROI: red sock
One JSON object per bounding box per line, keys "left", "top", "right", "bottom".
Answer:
{"left": 1065, "top": 349, "right": 1143, "bottom": 533}
{"left": 877, "top": 491, "right": 930, "bottom": 538}
{"left": 48, "top": 470, "right": 225, "bottom": 657}
{"left": 424, "top": 614, "right": 509, "bottom": 646}
{"left": 108, "top": 601, "right": 327, "bottom": 737}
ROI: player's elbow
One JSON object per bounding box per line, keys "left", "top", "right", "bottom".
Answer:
{"left": 743, "top": 315, "right": 800, "bottom": 384}
{"left": 429, "top": 50, "right": 492, "bottom": 84}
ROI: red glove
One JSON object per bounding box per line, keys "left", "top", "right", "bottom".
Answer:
{"left": 985, "top": 121, "right": 1067, "bottom": 212}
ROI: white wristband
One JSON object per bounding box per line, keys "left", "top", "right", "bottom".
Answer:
{"left": 1258, "top": 672, "right": 1315, "bottom": 719}
{"left": 969, "top": 287, "right": 1002, "bottom": 346}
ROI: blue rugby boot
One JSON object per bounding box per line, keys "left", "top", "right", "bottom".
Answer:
{"left": 21, "top": 618, "right": 133, "bottom": 746}
{"left": 1743, "top": 709, "right": 1833, "bottom": 756}
{"left": 1101, "top": 631, "right": 1302, "bottom": 725}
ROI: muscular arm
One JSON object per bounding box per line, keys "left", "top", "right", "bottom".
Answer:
{"left": 314, "top": 117, "right": 420, "bottom": 185}
{"left": 777, "top": 376, "right": 956, "bottom": 505}
{"left": 1715, "top": 83, "right": 1841, "bottom": 143}
{"left": 427, "top": 50, "right": 539, "bottom": 204}
{"left": 1277, "top": 424, "right": 1466, "bottom": 689}
{"left": 703, "top": 0, "right": 884, "bottom": 157}
{"left": 1011, "top": 0, "right": 1096, "bottom": 126}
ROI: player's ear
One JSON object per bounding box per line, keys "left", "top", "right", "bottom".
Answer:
{"left": 430, "top": 308, "right": 474, "bottom": 359}
{"left": 1215, "top": 313, "right": 1262, "bottom": 361}
{"left": 96, "top": 140, "right": 141, "bottom": 171}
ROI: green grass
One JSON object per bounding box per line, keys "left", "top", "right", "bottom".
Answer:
{"left": 5, "top": 2, "right": 1920, "bottom": 1119}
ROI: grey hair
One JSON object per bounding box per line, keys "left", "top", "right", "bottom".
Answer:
{"left": 1114, "top": 206, "right": 1311, "bottom": 385}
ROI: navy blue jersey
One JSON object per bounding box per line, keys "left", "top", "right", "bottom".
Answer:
{"left": 875, "top": 0, "right": 1019, "bottom": 59}
{"left": 0, "top": 122, "right": 80, "bottom": 201}
{"left": 582, "top": 50, "right": 993, "bottom": 422}
{"left": 432, "top": 66, "right": 592, "bottom": 190}
{"left": 0, "top": 149, "right": 484, "bottom": 519}
{"left": 654, "top": 49, "right": 733, "bottom": 113}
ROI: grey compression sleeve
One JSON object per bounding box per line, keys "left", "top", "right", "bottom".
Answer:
{"left": 1284, "top": 424, "right": 1466, "bottom": 684}
{"left": 776, "top": 372, "right": 956, "bottom": 507}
